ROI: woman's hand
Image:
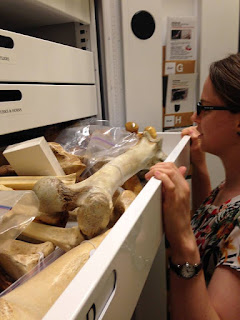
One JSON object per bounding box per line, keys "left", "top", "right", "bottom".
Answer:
{"left": 181, "top": 126, "right": 205, "bottom": 167}
{"left": 145, "top": 162, "right": 194, "bottom": 251}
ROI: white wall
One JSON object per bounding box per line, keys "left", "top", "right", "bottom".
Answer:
{"left": 199, "top": 0, "right": 239, "bottom": 188}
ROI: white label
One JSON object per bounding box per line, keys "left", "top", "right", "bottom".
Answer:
{"left": 164, "top": 115, "right": 175, "bottom": 127}
{"left": 165, "top": 62, "right": 176, "bottom": 75}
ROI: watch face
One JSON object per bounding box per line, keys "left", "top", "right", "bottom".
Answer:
{"left": 180, "top": 263, "right": 196, "bottom": 279}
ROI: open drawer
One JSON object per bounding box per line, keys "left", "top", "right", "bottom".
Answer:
{"left": 43, "top": 132, "right": 190, "bottom": 320}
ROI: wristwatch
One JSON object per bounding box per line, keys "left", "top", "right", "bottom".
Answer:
{"left": 169, "top": 259, "right": 202, "bottom": 279}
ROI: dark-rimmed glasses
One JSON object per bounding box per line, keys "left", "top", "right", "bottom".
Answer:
{"left": 196, "top": 101, "right": 230, "bottom": 116}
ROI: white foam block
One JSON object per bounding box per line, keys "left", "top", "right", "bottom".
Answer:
{"left": 3, "top": 136, "right": 65, "bottom": 176}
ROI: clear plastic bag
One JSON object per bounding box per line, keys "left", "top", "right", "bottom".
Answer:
{"left": 54, "top": 120, "right": 139, "bottom": 177}
{"left": 0, "top": 191, "right": 39, "bottom": 248}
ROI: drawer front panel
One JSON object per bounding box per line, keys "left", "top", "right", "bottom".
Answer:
{"left": 0, "top": 29, "right": 95, "bottom": 84}
{"left": 0, "top": 84, "right": 97, "bottom": 134}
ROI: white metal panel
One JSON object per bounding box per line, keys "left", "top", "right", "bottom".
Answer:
{"left": 198, "top": 0, "right": 239, "bottom": 94}
{"left": 121, "top": 0, "right": 163, "bottom": 132}
{"left": 0, "top": 29, "right": 95, "bottom": 84}
{"left": 44, "top": 133, "right": 190, "bottom": 320}
{"left": 0, "top": 84, "right": 97, "bottom": 135}
{"left": 99, "top": 0, "right": 126, "bottom": 127}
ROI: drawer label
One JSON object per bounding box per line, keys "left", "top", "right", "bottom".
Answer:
{"left": 0, "top": 104, "right": 24, "bottom": 116}
{"left": 0, "top": 49, "right": 16, "bottom": 64}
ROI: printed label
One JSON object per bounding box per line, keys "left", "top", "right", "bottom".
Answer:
{"left": 0, "top": 49, "right": 16, "bottom": 65}
{"left": 0, "top": 106, "right": 23, "bottom": 116}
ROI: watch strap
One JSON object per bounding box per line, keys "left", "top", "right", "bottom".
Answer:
{"left": 169, "top": 259, "right": 202, "bottom": 279}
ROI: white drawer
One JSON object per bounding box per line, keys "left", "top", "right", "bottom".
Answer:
{"left": 0, "top": 29, "right": 95, "bottom": 84}
{"left": 44, "top": 133, "right": 190, "bottom": 320}
{"left": 0, "top": 84, "right": 97, "bottom": 135}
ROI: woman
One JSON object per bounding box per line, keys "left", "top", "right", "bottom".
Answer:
{"left": 145, "top": 53, "right": 240, "bottom": 320}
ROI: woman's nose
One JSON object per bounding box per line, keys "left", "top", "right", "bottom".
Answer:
{"left": 191, "top": 111, "right": 200, "bottom": 123}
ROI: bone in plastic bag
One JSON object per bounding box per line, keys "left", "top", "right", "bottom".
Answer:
{"left": 0, "top": 191, "right": 39, "bottom": 248}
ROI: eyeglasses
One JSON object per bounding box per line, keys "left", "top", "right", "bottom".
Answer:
{"left": 196, "top": 102, "right": 230, "bottom": 116}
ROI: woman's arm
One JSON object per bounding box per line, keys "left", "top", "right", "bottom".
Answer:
{"left": 170, "top": 261, "right": 240, "bottom": 320}
{"left": 145, "top": 162, "right": 240, "bottom": 320}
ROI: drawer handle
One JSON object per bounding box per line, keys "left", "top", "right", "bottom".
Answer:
{"left": 0, "top": 90, "right": 22, "bottom": 102}
{"left": 0, "top": 35, "right": 14, "bottom": 49}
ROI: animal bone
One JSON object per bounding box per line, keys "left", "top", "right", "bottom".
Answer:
{"left": 0, "top": 173, "right": 76, "bottom": 190}
{"left": 34, "top": 211, "right": 69, "bottom": 227}
{"left": 0, "top": 265, "right": 15, "bottom": 293}
{"left": 108, "top": 190, "right": 136, "bottom": 227}
{"left": 33, "top": 129, "right": 167, "bottom": 238}
{"left": 0, "top": 240, "right": 55, "bottom": 280}
{"left": 0, "top": 230, "right": 110, "bottom": 320}
{"left": 48, "top": 142, "right": 86, "bottom": 180}
{"left": 122, "top": 174, "right": 143, "bottom": 195}
{"left": 19, "top": 221, "right": 84, "bottom": 251}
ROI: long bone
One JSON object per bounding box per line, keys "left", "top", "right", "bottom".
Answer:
{"left": 0, "top": 240, "right": 55, "bottom": 280}
{"left": 19, "top": 221, "right": 84, "bottom": 251}
{"left": 33, "top": 129, "right": 166, "bottom": 238}
{"left": 0, "top": 230, "right": 110, "bottom": 320}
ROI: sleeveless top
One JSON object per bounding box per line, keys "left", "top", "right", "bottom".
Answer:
{"left": 191, "top": 182, "right": 240, "bottom": 283}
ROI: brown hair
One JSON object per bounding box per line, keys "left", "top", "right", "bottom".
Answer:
{"left": 209, "top": 53, "right": 240, "bottom": 112}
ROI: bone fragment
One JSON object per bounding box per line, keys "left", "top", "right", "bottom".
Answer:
{"left": 0, "top": 185, "right": 13, "bottom": 191}
{"left": 108, "top": 190, "right": 136, "bottom": 227}
{"left": 125, "top": 121, "right": 139, "bottom": 134}
{"left": 0, "top": 240, "right": 55, "bottom": 280}
{"left": 0, "top": 265, "right": 14, "bottom": 293}
{"left": 20, "top": 221, "right": 84, "bottom": 251}
{"left": 0, "top": 165, "right": 16, "bottom": 176}
{"left": 48, "top": 142, "right": 86, "bottom": 180}
{"left": 33, "top": 129, "right": 167, "bottom": 238}
{"left": 122, "top": 174, "right": 143, "bottom": 195}
{"left": 0, "top": 230, "right": 110, "bottom": 320}
{"left": 34, "top": 211, "right": 69, "bottom": 227}
{"left": 0, "top": 173, "right": 76, "bottom": 190}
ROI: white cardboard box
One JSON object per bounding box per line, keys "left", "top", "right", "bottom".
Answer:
{"left": 3, "top": 136, "right": 65, "bottom": 176}
{"left": 0, "top": 84, "right": 97, "bottom": 135}
{"left": 0, "top": 29, "right": 95, "bottom": 84}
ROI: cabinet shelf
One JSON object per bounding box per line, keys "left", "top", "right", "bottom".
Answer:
{"left": 0, "top": 0, "right": 90, "bottom": 31}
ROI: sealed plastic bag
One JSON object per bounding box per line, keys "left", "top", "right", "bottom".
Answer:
{"left": 54, "top": 121, "right": 139, "bottom": 177}
{"left": 0, "top": 191, "right": 39, "bottom": 247}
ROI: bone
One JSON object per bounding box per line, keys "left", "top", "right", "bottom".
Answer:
{"left": 0, "top": 230, "right": 110, "bottom": 320}
{"left": 0, "top": 265, "right": 15, "bottom": 293}
{"left": 48, "top": 142, "right": 86, "bottom": 180}
{"left": 34, "top": 211, "right": 69, "bottom": 227}
{"left": 0, "top": 173, "right": 76, "bottom": 190}
{"left": 108, "top": 190, "right": 136, "bottom": 227}
{"left": 0, "top": 240, "right": 55, "bottom": 280}
{"left": 122, "top": 174, "right": 143, "bottom": 195}
{"left": 33, "top": 128, "right": 167, "bottom": 238}
{"left": 0, "top": 165, "right": 16, "bottom": 176}
{"left": 19, "top": 221, "right": 84, "bottom": 251}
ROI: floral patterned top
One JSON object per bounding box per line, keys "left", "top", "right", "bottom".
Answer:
{"left": 191, "top": 182, "right": 240, "bottom": 283}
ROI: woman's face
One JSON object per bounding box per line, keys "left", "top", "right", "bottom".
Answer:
{"left": 191, "top": 76, "right": 240, "bottom": 157}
